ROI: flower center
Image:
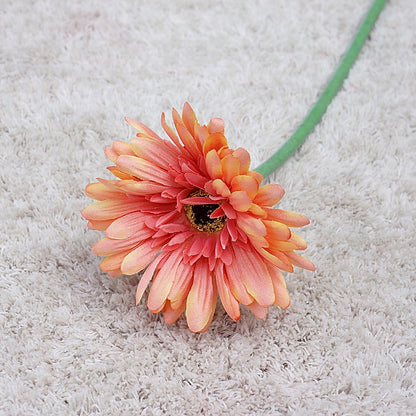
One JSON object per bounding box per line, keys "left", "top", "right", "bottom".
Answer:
{"left": 184, "top": 190, "right": 226, "bottom": 233}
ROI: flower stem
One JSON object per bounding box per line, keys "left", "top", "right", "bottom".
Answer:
{"left": 254, "top": 0, "right": 387, "bottom": 178}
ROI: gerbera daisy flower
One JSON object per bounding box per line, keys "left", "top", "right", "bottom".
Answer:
{"left": 82, "top": 103, "right": 315, "bottom": 333}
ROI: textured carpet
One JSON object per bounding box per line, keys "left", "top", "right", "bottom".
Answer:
{"left": 1, "top": 0, "right": 415, "bottom": 415}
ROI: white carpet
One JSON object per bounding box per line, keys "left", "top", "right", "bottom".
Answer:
{"left": 1, "top": 0, "right": 415, "bottom": 414}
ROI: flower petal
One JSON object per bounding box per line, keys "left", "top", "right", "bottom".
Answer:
{"left": 163, "top": 299, "right": 186, "bottom": 325}
{"left": 265, "top": 208, "right": 310, "bottom": 227}
{"left": 203, "top": 133, "right": 228, "bottom": 156}
{"left": 186, "top": 259, "right": 217, "bottom": 333}
{"left": 232, "top": 148, "right": 251, "bottom": 174}
{"left": 125, "top": 117, "right": 162, "bottom": 141}
{"left": 229, "top": 191, "right": 252, "bottom": 212}
{"left": 254, "top": 184, "right": 285, "bottom": 206}
{"left": 136, "top": 256, "right": 162, "bottom": 305}
{"left": 105, "top": 211, "right": 148, "bottom": 239}
{"left": 221, "top": 154, "right": 240, "bottom": 184}
{"left": 231, "top": 175, "right": 258, "bottom": 199}
{"left": 82, "top": 199, "right": 142, "bottom": 221}
{"left": 116, "top": 155, "right": 175, "bottom": 186}
{"left": 207, "top": 118, "right": 224, "bottom": 134}
{"left": 285, "top": 251, "right": 316, "bottom": 271}
{"left": 215, "top": 265, "right": 240, "bottom": 321}
{"left": 264, "top": 219, "right": 291, "bottom": 241}
{"left": 120, "top": 240, "right": 160, "bottom": 275}
{"left": 205, "top": 149, "right": 223, "bottom": 179}
{"left": 248, "top": 302, "right": 269, "bottom": 319}
{"left": 267, "top": 264, "right": 290, "bottom": 308}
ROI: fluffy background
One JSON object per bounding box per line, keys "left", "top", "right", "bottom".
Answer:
{"left": 1, "top": 0, "right": 415, "bottom": 414}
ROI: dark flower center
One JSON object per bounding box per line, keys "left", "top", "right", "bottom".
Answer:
{"left": 184, "top": 190, "right": 226, "bottom": 233}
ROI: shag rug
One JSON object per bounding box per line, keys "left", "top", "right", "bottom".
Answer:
{"left": 1, "top": 0, "right": 415, "bottom": 414}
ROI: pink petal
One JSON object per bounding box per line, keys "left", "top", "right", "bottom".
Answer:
{"left": 82, "top": 198, "right": 142, "bottom": 221}
{"left": 147, "top": 250, "right": 183, "bottom": 312}
{"left": 233, "top": 245, "right": 275, "bottom": 306}
{"left": 92, "top": 235, "right": 143, "bottom": 256}
{"left": 116, "top": 155, "right": 175, "bottom": 186}
{"left": 182, "top": 102, "right": 198, "bottom": 136}
{"left": 117, "top": 180, "right": 166, "bottom": 195}
{"left": 120, "top": 240, "right": 160, "bottom": 275}
{"left": 215, "top": 265, "right": 240, "bottom": 321}
{"left": 207, "top": 117, "right": 224, "bottom": 134}
{"left": 236, "top": 212, "right": 267, "bottom": 237}
{"left": 168, "top": 262, "right": 193, "bottom": 306}
{"left": 185, "top": 259, "right": 217, "bottom": 333}
{"left": 105, "top": 211, "right": 148, "bottom": 239}
{"left": 225, "top": 255, "right": 253, "bottom": 306}
{"left": 136, "top": 255, "right": 163, "bottom": 305}
{"left": 130, "top": 137, "right": 178, "bottom": 168}
{"left": 248, "top": 302, "right": 268, "bottom": 319}
{"left": 125, "top": 117, "right": 162, "bottom": 141}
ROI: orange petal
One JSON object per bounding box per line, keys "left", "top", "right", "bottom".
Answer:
{"left": 285, "top": 251, "right": 315, "bottom": 271}
{"left": 182, "top": 102, "right": 198, "bottom": 136}
{"left": 205, "top": 149, "right": 223, "bottom": 179}
{"left": 186, "top": 260, "right": 217, "bottom": 333}
{"left": 225, "top": 255, "right": 254, "bottom": 306}
{"left": 172, "top": 108, "right": 201, "bottom": 156}
{"left": 168, "top": 263, "right": 194, "bottom": 307}
{"left": 117, "top": 180, "right": 166, "bottom": 195}
{"left": 258, "top": 248, "right": 294, "bottom": 273}
{"left": 105, "top": 211, "right": 147, "bottom": 239}
{"left": 236, "top": 213, "right": 267, "bottom": 237}
{"left": 229, "top": 191, "right": 252, "bottom": 212}
{"left": 254, "top": 184, "right": 285, "bottom": 206}
{"left": 265, "top": 208, "right": 310, "bottom": 227}
{"left": 231, "top": 175, "right": 259, "bottom": 199}
{"left": 269, "top": 240, "right": 298, "bottom": 251}
{"left": 267, "top": 265, "right": 290, "bottom": 308}
{"left": 82, "top": 199, "right": 141, "bottom": 221}
{"left": 163, "top": 299, "right": 186, "bottom": 325}
{"left": 212, "top": 178, "right": 230, "bottom": 197}
{"left": 288, "top": 232, "right": 307, "bottom": 250}
{"left": 263, "top": 219, "right": 291, "bottom": 241}
{"left": 100, "top": 250, "right": 131, "bottom": 273}
{"left": 161, "top": 112, "right": 182, "bottom": 150}
{"left": 87, "top": 219, "right": 113, "bottom": 231}
{"left": 234, "top": 245, "right": 275, "bottom": 306}
{"left": 207, "top": 117, "right": 224, "bottom": 134}
{"left": 232, "top": 148, "right": 251, "bottom": 174}
{"left": 221, "top": 154, "right": 240, "bottom": 184}
{"left": 85, "top": 182, "right": 125, "bottom": 201}
{"left": 247, "top": 170, "right": 263, "bottom": 185}
{"left": 203, "top": 132, "right": 228, "bottom": 156}
{"left": 107, "top": 166, "right": 133, "bottom": 180}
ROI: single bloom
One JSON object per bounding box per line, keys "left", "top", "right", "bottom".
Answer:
{"left": 82, "top": 103, "right": 315, "bottom": 332}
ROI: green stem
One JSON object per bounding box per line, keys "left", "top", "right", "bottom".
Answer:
{"left": 255, "top": 0, "right": 387, "bottom": 178}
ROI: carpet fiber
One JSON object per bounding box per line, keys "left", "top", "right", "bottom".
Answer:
{"left": 1, "top": 0, "right": 415, "bottom": 414}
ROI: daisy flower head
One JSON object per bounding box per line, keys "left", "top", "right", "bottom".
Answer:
{"left": 82, "top": 103, "right": 315, "bottom": 333}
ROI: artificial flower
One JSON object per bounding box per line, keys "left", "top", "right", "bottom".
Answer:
{"left": 82, "top": 103, "right": 314, "bottom": 332}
